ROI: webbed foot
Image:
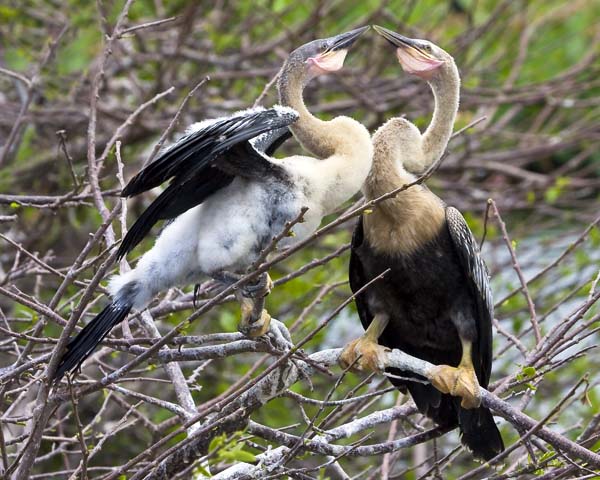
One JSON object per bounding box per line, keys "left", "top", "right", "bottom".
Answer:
{"left": 428, "top": 364, "right": 481, "bottom": 409}
{"left": 339, "top": 336, "right": 390, "bottom": 373}
{"left": 238, "top": 295, "right": 271, "bottom": 337}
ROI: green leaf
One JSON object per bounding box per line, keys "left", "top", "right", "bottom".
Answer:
{"left": 194, "top": 465, "right": 212, "bottom": 477}
{"left": 516, "top": 365, "right": 537, "bottom": 381}
{"left": 544, "top": 177, "right": 571, "bottom": 204}
{"left": 0, "top": 5, "right": 18, "bottom": 21}
{"left": 208, "top": 433, "right": 227, "bottom": 453}
{"left": 220, "top": 448, "right": 256, "bottom": 463}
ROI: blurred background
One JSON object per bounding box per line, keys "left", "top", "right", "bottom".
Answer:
{"left": 1, "top": 0, "right": 599, "bottom": 478}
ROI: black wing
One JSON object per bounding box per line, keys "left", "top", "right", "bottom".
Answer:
{"left": 122, "top": 107, "right": 298, "bottom": 197}
{"left": 117, "top": 107, "right": 298, "bottom": 260}
{"left": 214, "top": 126, "right": 293, "bottom": 179}
{"left": 251, "top": 127, "right": 293, "bottom": 156}
{"left": 349, "top": 216, "right": 373, "bottom": 330}
{"left": 445, "top": 206, "right": 494, "bottom": 388}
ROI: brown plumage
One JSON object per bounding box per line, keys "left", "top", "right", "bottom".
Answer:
{"left": 341, "top": 27, "right": 503, "bottom": 460}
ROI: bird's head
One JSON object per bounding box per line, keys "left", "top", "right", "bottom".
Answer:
{"left": 290, "top": 26, "right": 369, "bottom": 78}
{"left": 373, "top": 26, "right": 450, "bottom": 80}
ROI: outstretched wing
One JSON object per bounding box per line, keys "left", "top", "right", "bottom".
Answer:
{"left": 445, "top": 206, "right": 494, "bottom": 387}
{"left": 122, "top": 106, "right": 298, "bottom": 197}
{"left": 117, "top": 107, "right": 298, "bottom": 260}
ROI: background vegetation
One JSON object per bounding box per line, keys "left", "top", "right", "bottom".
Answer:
{"left": 1, "top": 0, "right": 599, "bottom": 478}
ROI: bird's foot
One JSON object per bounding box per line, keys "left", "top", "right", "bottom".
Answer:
{"left": 428, "top": 364, "right": 481, "bottom": 409}
{"left": 238, "top": 295, "right": 271, "bottom": 337}
{"left": 239, "top": 307, "right": 271, "bottom": 337}
{"left": 211, "top": 270, "right": 273, "bottom": 299}
{"left": 339, "top": 336, "right": 390, "bottom": 373}
{"left": 241, "top": 272, "right": 273, "bottom": 299}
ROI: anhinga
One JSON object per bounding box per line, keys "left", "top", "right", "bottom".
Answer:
{"left": 340, "top": 26, "right": 504, "bottom": 460}
{"left": 54, "top": 27, "right": 373, "bottom": 381}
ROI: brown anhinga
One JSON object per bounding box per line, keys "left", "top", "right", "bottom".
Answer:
{"left": 340, "top": 26, "right": 504, "bottom": 460}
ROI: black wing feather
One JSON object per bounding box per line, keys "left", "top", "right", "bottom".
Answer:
{"left": 252, "top": 127, "right": 293, "bottom": 156}
{"left": 54, "top": 301, "right": 132, "bottom": 382}
{"left": 122, "top": 108, "right": 298, "bottom": 197}
{"left": 116, "top": 168, "right": 234, "bottom": 260}
{"left": 117, "top": 108, "right": 298, "bottom": 260}
{"left": 349, "top": 216, "right": 372, "bottom": 329}
{"left": 445, "top": 206, "right": 493, "bottom": 387}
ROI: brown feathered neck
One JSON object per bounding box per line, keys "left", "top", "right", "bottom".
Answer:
{"left": 362, "top": 118, "right": 446, "bottom": 256}
{"left": 361, "top": 56, "right": 460, "bottom": 256}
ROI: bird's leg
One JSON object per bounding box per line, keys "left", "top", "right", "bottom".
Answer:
{"left": 237, "top": 273, "right": 273, "bottom": 336}
{"left": 241, "top": 272, "right": 273, "bottom": 299}
{"left": 428, "top": 338, "right": 481, "bottom": 409}
{"left": 210, "top": 270, "right": 273, "bottom": 337}
{"left": 211, "top": 271, "right": 273, "bottom": 298}
{"left": 236, "top": 292, "right": 271, "bottom": 337}
{"left": 339, "top": 314, "right": 390, "bottom": 373}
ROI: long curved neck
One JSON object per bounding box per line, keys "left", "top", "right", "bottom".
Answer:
{"left": 364, "top": 119, "right": 446, "bottom": 255}
{"left": 278, "top": 61, "right": 333, "bottom": 158}
{"left": 364, "top": 119, "right": 415, "bottom": 201}
{"left": 421, "top": 62, "right": 460, "bottom": 166}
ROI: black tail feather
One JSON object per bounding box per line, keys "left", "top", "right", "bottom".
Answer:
{"left": 54, "top": 301, "right": 132, "bottom": 382}
{"left": 390, "top": 373, "right": 503, "bottom": 461}
{"left": 404, "top": 381, "right": 458, "bottom": 428}
{"left": 459, "top": 404, "right": 504, "bottom": 461}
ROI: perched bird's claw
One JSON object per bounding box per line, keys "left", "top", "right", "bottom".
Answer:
{"left": 237, "top": 294, "right": 271, "bottom": 337}
{"left": 193, "top": 280, "right": 224, "bottom": 308}
{"left": 234, "top": 273, "right": 273, "bottom": 338}
{"left": 241, "top": 272, "right": 273, "bottom": 299}
{"left": 239, "top": 308, "right": 272, "bottom": 337}
{"left": 339, "top": 336, "right": 389, "bottom": 373}
{"left": 428, "top": 364, "right": 481, "bottom": 409}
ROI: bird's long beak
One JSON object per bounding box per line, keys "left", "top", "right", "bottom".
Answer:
{"left": 308, "top": 26, "right": 369, "bottom": 73}
{"left": 373, "top": 25, "right": 417, "bottom": 49}
{"left": 330, "top": 25, "right": 370, "bottom": 51}
{"left": 373, "top": 25, "right": 444, "bottom": 76}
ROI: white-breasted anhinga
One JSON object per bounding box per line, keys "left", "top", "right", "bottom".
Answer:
{"left": 340, "top": 26, "right": 504, "bottom": 460}
{"left": 54, "top": 27, "right": 373, "bottom": 381}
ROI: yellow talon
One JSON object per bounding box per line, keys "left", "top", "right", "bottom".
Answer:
{"left": 239, "top": 309, "right": 271, "bottom": 337}
{"left": 428, "top": 339, "right": 481, "bottom": 409}
{"left": 238, "top": 295, "right": 271, "bottom": 337}
{"left": 339, "top": 336, "right": 389, "bottom": 373}
{"left": 339, "top": 313, "right": 390, "bottom": 373}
